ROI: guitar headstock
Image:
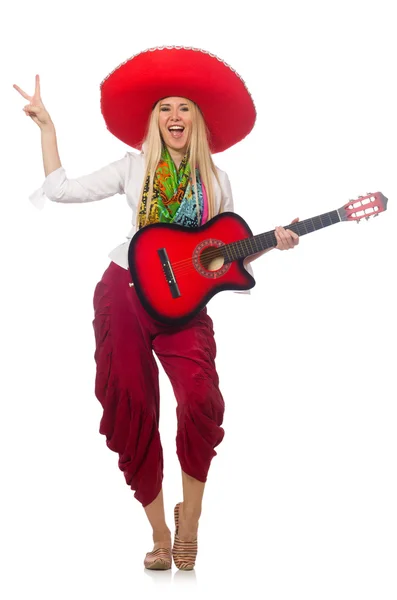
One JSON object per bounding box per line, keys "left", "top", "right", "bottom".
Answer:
{"left": 338, "top": 192, "right": 388, "bottom": 222}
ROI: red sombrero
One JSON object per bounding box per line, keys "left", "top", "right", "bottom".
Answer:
{"left": 100, "top": 46, "right": 256, "bottom": 154}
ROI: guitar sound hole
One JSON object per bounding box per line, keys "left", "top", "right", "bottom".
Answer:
{"left": 200, "top": 247, "right": 225, "bottom": 271}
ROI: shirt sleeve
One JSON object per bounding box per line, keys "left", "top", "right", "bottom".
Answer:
{"left": 29, "top": 153, "right": 129, "bottom": 210}
{"left": 218, "top": 170, "right": 254, "bottom": 291}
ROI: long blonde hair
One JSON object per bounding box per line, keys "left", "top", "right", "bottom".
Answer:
{"left": 137, "top": 98, "right": 220, "bottom": 227}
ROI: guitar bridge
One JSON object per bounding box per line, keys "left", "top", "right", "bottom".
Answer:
{"left": 158, "top": 248, "right": 181, "bottom": 299}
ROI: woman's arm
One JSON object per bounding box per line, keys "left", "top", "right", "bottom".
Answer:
{"left": 15, "top": 75, "right": 129, "bottom": 208}
{"left": 30, "top": 138, "right": 130, "bottom": 208}
{"left": 41, "top": 123, "right": 61, "bottom": 177}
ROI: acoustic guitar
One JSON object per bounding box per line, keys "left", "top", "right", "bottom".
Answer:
{"left": 128, "top": 192, "right": 388, "bottom": 326}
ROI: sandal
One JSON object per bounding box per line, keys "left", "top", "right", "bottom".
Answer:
{"left": 144, "top": 544, "right": 172, "bottom": 570}
{"left": 172, "top": 502, "right": 198, "bottom": 571}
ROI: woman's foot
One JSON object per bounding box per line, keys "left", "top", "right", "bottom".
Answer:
{"left": 143, "top": 490, "right": 172, "bottom": 570}
{"left": 172, "top": 502, "right": 199, "bottom": 570}
{"left": 144, "top": 537, "right": 172, "bottom": 570}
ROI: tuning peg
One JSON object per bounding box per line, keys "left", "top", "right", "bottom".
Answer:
{"left": 356, "top": 220, "right": 360, "bottom": 224}
{"left": 365, "top": 216, "right": 370, "bottom": 220}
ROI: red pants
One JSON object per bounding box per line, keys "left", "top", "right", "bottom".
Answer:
{"left": 92, "top": 261, "right": 225, "bottom": 507}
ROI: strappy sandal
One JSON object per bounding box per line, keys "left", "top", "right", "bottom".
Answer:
{"left": 172, "top": 502, "right": 198, "bottom": 571}
{"left": 144, "top": 544, "right": 172, "bottom": 570}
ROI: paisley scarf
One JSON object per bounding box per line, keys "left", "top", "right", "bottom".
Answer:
{"left": 138, "top": 146, "right": 206, "bottom": 229}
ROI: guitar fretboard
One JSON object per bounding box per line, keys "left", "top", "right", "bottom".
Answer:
{"left": 221, "top": 210, "right": 341, "bottom": 262}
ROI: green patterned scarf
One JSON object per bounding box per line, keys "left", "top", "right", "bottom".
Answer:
{"left": 138, "top": 146, "right": 204, "bottom": 229}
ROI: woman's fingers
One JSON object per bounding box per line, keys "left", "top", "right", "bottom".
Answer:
{"left": 23, "top": 104, "right": 39, "bottom": 113}
{"left": 14, "top": 76, "right": 41, "bottom": 103}
{"left": 289, "top": 229, "right": 299, "bottom": 246}
{"left": 34, "top": 74, "right": 41, "bottom": 101}
{"left": 13, "top": 83, "right": 31, "bottom": 101}
{"left": 16, "top": 76, "right": 51, "bottom": 129}
{"left": 275, "top": 226, "right": 299, "bottom": 249}
{"left": 275, "top": 226, "right": 287, "bottom": 249}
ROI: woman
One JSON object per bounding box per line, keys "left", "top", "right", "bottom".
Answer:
{"left": 14, "top": 47, "right": 299, "bottom": 571}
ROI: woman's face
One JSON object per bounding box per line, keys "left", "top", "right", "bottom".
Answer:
{"left": 158, "top": 97, "right": 192, "bottom": 153}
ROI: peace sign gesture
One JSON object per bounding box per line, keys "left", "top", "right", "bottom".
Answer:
{"left": 13, "top": 74, "right": 53, "bottom": 130}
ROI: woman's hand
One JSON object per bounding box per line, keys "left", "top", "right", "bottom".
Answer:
{"left": 13, "top": 74, "right": 53, "bottom": 130}
{"left": 275, "top": 217, "right": 300, "bottom": 250}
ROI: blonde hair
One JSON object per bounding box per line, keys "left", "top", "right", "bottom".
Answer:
{"left": 137, "top": 98, "right": 220, "bottom": 227}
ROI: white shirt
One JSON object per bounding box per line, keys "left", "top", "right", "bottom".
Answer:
{"left": 29, "top": 150, "right": 253, "bottom": 291}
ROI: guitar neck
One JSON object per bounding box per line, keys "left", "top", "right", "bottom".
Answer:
{"left": 222, "top": 209, "right": 341, "bottom": 262}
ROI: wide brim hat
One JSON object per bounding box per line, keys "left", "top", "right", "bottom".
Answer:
{"left": 100, "top": 46, "right": 256, "bottom": 154}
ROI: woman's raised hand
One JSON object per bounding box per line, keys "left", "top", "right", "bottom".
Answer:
{"left": 13, "top": 74, "right": 53, "bottom": 130}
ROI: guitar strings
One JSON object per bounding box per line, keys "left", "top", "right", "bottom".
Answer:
{"left": 150, "top": 208, "right": 377, "bottom": 279}
{"left": 161, "top": 208, "right": 374, "bottom": 272}
{"left": 171, "top": 253, "right": 227, "bottom": 275}
{"left": 166, "top": 236, "right": 274, "bottom": 272}
{"left": 167, "top": 218, "right": 338, "bottom": 273}
{"left": 167, "top": 249, "right": 260, "bottom": 277}
{"left": 168, "top": 232, "right": 277, "bottom": 277}
{"left": 171, "top": 255, "right": 232, "bottom": 277}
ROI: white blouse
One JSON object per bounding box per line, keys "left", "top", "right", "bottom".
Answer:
{"left": 29, "top": 150, "right": 253, "bottom": 291}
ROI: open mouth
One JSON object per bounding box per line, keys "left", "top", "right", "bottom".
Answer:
{"left": 168, "top": 125, "right": 185, "bottom": 139}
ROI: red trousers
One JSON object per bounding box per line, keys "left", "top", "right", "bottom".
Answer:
{"left": 92, "top": 261, "right": 225, "bottom": 507}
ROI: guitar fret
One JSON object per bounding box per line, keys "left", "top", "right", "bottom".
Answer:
{"left": 322, "top": 213, "right": 332, "bottom": 226}
{"left": 314, "top": 216, "right": 323, "bottom": 229}
{"left": 250, "top": 238, "right": 257, "bottom": 253}
{"left": 305, "top": 219, "right": 316, "bottom": 233}
{"left": 244, "top": 238, "right": 251, "bottom": 255}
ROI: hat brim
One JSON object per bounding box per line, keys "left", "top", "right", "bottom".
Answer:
{"left": 100, "top": 47, "right": 256, "bottom": 154}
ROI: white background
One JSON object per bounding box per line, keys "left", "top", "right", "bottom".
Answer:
{"left": 2, "top": 0, "right": 396, "bottom": 598}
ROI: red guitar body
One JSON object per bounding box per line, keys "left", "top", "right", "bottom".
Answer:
{"left": 128, "top": 192, "right": 388, "bottom": 325}
{"left": 128, "top": 212, "right": 255, "bottom": 326}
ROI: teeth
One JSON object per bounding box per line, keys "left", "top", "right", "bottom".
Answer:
{"left": 169, "top": 126, "right": 184, "bottom": 131}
